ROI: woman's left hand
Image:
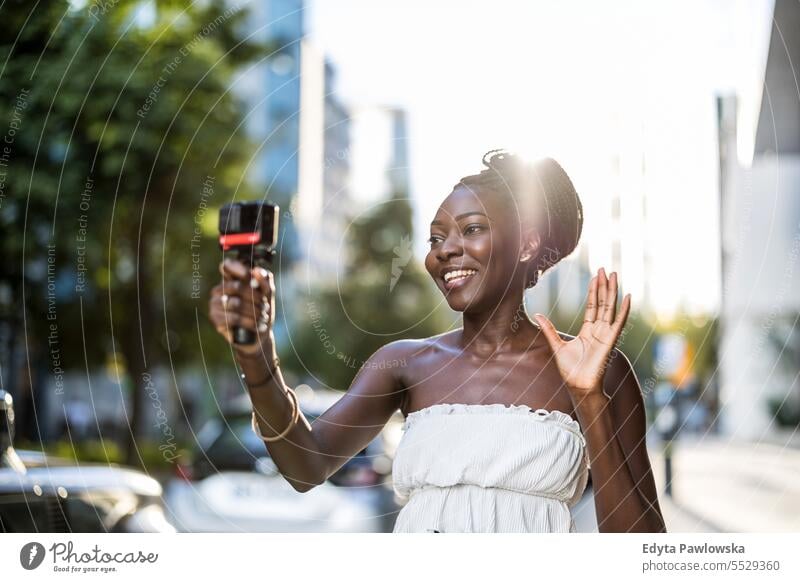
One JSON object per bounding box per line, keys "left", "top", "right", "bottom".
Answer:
{"left": 533, "top": 267, "right": 630, "bottom": 400}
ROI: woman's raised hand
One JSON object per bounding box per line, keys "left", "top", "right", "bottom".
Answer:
{"left": 533, "top": 268, "right": 630, "bottom": 399}
{"left": 209, "top": 259, "right": 277, "bottom": 358}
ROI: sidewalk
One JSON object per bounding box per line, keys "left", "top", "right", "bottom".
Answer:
{"left": 650, "top": 435, "right": 800, "bottom": 532}
{"left": 571, "top": 487, "right": 721, "bottom": 533}
{"left": 572, "top": 434, "right": 800, "bottom": 532}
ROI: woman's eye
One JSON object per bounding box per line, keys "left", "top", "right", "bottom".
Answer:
{"left": 427, "top": 235, "right": 441, "bottom": 246}
{"left": 465, "top": 224, "right": 484, "bottom": 235}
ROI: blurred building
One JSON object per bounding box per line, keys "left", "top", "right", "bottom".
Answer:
{"left": 295, "top": 46, "right": 353, "bottom": 288}
{"left": 388, "top": 108, "right": 410, "bottom": 197}
{"left": 319, "top": 62, "right": 353, "bottom": 282}
{"left": 717, "top": 0, "right": 800, "bottom": 439}
{"left": 526, "top": 114, "right": 652, "bottom": 321}
{"left": 605, "top": 111, "right": 654, "bottom": 318}
{"left": 349, "top": 105, "right": 410, "bottom": 207}
{"left": 233, "top": 0, "right": 353, "bottom": 341}
{"left": 524, "top": 245, "right": 592, "bottom": 323}
{"left": 234, "top": 0, "right": 304, "bottom": 263}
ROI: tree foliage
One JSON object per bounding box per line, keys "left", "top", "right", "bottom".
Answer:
{"left": 281, "top": 192, "right": 450, "bottom": 392}
{"left": 0, "top": 0, "right": 271, "bottom": 465}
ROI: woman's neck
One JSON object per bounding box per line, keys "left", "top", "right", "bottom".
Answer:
{"left": 458, "top": 294, "right": 541, "bottom": 357}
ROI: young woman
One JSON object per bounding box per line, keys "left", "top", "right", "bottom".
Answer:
{"left": 208, "top": 149, "right": 667, "bottom": 533}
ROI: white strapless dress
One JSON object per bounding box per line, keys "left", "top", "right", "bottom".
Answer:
{"left": 391, "top": 403, "right": 590, "bottom": 533}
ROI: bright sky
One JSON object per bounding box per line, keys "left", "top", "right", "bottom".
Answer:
{"left": 308, "top": 0, "right": 775, "bottom": 317}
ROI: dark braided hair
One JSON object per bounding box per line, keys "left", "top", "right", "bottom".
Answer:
{"left": 456, "top": 149, "right": 584, "bottom": 289}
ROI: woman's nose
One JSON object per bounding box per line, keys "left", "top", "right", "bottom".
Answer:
{"left": 436, "top": 232, "right": 463, "bottom": 261}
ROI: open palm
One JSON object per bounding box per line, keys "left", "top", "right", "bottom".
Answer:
{"left": 534, "top": 268, "right": 631, "bottom": 397}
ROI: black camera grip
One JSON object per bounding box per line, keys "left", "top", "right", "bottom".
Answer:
{"left": 233, "top": 326, "right": 257, "bottom": 345}
{"left": 218, "top": 201, "right": 279, "bottom": 347}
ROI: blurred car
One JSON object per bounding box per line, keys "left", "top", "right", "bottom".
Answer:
{"left": 183, "top": 389, "right": 394, "bottom": 486}
{"left": 0, "top": 389, "right": 175, "bottom": 533}
{"left": 163, "top": 388, "right": 403, "bottom": 532}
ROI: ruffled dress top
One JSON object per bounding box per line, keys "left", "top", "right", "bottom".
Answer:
{"left": 391, "top": 403, "right": 590, "bottom": 533}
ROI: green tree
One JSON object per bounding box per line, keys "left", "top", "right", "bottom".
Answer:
{"left": 0, "top": 0, "right": 271, "bottom": 466}
{"left": 282, "top": 191, "right": 450, "bottom": 392}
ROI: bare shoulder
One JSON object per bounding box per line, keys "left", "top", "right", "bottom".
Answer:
{"left": 362, "top": 336, "right": 438, "bottom": 380}
{"left": 380, "top": 330, "right": 458, "bottom": 360}
{"left": 341, "top": 339, "right": 420, "bottom": 408}
{"left": 366, "top": 338, "right": 418, "bottom": 366}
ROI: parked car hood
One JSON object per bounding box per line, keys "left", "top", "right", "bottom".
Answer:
{"left": 20, "top": 465, "right": 163, "bottom": 497}
{"left": 2, "top": 450, "right": 162, "bottom": 497}
{"left": 194, "top": 472, "right": 364, "bottom": 522}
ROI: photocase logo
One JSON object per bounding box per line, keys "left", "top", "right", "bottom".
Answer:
{"left": 390, "top": 234, "right": 413, "bottom": 292}
{"left": 20, "top": 542, "right": 46, "bottom": 570}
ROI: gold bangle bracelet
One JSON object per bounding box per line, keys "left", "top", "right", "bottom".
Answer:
{"left": 251, "top": 387, "right": 299, "bottom": 442}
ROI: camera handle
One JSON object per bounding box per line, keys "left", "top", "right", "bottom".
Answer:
{"left": 228, "top": 252, "right": 273, "bottom": 346}
{"left": 218, "top": 201, "right": 279, "bottom": 346}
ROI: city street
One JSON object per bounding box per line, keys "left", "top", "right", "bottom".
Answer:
{"left": 572, "top": 434, "right": 800, "bottom": 532}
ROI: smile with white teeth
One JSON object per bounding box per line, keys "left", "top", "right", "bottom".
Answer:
{"left": 443, "top": 269, "right": 477, "bottom": 283}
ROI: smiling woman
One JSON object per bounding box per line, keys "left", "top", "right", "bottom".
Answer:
{"left": 209, "top": 148, "right": 666, "bottom": 533}
{"left": 425, "top": 149, "right": 584, "bottom": 308}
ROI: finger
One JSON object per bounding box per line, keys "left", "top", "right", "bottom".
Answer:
{"left": 597, "top": 267, "right": 607, "bottom": 319}
{"left": 212, "top": 289, "right": 269, "bottom": 325}
{"left": 604, "top": 271, "right": 618, "bottom": 323}
{"left": 241, "top": 299, "right": 270, "bottom": 328}
{"left": 612, "top": 293, "right": 631, "bottom": 334}
{"left": 533, "top": 313, "right": 563, "bottom": 354}
{"left": 252, "top": 267, "right": 274, "bottom": 296}
{"left": 215, "top": 322, "right": 233, "bottom": 342}
{"left": 209, "top": 287, "right": 222, "bottom": 315}
{"left": 210, "top": 279, "right": 243, "bottom": 297}
{"left": 239, "top": 284, "right": 267, "bottom": 318}
{"left": 243, "top": 294, "right": 270, "bottom": 319}
{"left": 210, "top": 306, "right": 237, "bottom": 333}
{"left": 253, "top": 267, "right": 275, "bottom": 320}
{"left": 210, "top": 296, "right": 236, "bottom": 318}
{"left": 209, "top": 305, "right": 226, "bottom": 329}
{"left": 221, "top": 288, "right": 263, "bottom": 309}
{"left": 222, "top": 310, "right": 260, "bottom": 332}
{"left": 584, "top": 275, "right": 598, "bottom": 323}
{"left": 209, "top": 305, "right": 228, "bottom": 328}
{"left": 213, "top": 301, "right": 239, "bottom": 323}
{"left": 211, "top": 304, "right": 263, "bottom": 334}
{"left": 223, "top": 295, "right": 241, "bottom": 311}
{"left": 221, "top": 258, "right": 249, "bottom": 281}
{"left": 219, "top": 279, "right": 243, "bottom": 296}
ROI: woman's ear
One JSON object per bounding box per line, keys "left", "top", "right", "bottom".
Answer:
{"left": 519, "top": 228, "right": 541, "bottom": 264}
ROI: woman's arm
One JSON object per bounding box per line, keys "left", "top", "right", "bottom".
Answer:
{"left": 535, "top": 268, "right": 667, "bottom": 533}
{"left": 576, "top": 348, "right": 667, "bottom": 533}
{"left": 210, "top": 259, "right": 406, "bottom": 493}
{"left": 242, "top": 340, "right": 407, "bottom": 493}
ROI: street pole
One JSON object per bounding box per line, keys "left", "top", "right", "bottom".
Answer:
{"left": 655, "top": 382, "right": 679, "bottom": 499}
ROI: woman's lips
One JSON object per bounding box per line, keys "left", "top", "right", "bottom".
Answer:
{"left": 443, "top": 271, "right": 478, "bottom": 291}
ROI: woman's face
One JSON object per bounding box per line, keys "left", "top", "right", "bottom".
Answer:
{"left": 425, "top": 184, "right": 534, "bottom": 312}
